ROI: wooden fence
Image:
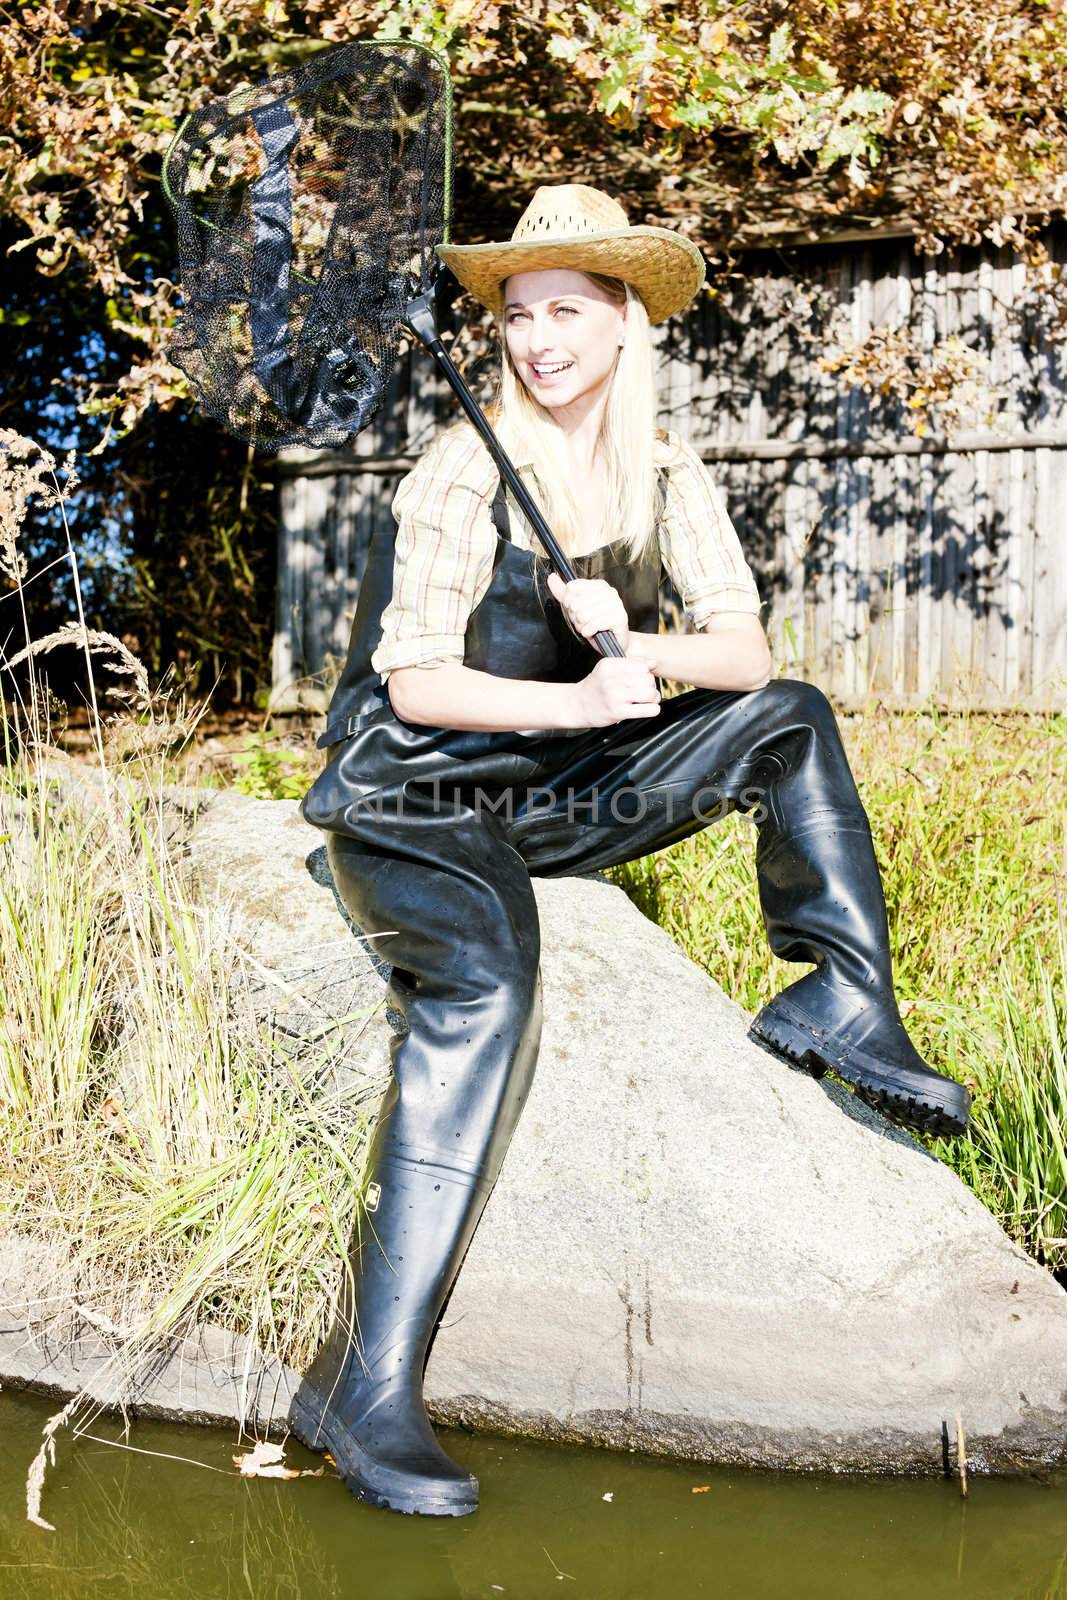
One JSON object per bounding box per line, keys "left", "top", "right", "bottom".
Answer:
{"left": 273, "top": 223, "right": 1067, "bottom": 712}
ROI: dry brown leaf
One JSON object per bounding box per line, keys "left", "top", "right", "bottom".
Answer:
{"left": 233, "top": 1441, "right": 324, "bottom": 1480}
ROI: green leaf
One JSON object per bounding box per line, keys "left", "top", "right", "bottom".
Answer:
{"left": 598, "top": 65, "right": 633, "bottom": 117}
{"left": 674, "top": 98, "right": 717, "bottom": 131}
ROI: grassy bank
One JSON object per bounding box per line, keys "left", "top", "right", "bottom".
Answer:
{"left": 0, "top": 432, "right": 377, "bottom": 1467}
{"left": 0, "top": 736, "right": 378, "bottom": 1378}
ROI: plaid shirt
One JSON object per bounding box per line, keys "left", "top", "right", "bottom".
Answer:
{"left": 370, "top": 425, "right": 765, "bottom": 684}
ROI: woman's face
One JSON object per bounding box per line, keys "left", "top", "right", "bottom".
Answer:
{"left": 502, "top": 268, "right": 626, "bottom": 415}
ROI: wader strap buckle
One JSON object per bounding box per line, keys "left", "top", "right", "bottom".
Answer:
{"left": 315, "top": 710, "right": 382, "bottom": 750}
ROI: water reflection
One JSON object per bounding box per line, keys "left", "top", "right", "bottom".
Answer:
{"left": 1, "top": 1391, "right": 1065, "bottom": 1600}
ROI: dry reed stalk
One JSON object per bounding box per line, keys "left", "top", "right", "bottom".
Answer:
{"left": 25, "top": 1395, "right": 79, "bottom": 1532}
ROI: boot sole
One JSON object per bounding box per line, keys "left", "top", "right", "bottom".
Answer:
{"left": 748, "top": 1010, "right": 970, "bottom": 1139}
{"left": 288, "top": 1394, "right": 479, "bottom": 1518}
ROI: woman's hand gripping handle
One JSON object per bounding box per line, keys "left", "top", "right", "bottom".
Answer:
{"left": 546, "top": 571, "right": 661, "bottom": 728}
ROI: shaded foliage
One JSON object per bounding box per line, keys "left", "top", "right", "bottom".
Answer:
{"left": 1, "top": 0, "right": 1064, "bottom": 704}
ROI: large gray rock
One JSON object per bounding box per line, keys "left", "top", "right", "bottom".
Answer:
{"left": 429, "top": 872, "right": 1067, "bottom": 1474}
{"left": 3, "top": 785, "right": 1066, "bottom": 1474}
{"left": 177, "top": 786, "right": 398, "bottom": 1086}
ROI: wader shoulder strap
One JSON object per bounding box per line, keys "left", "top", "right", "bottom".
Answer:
{"left": 489, "top": 475, "right": 512, "bottom": 543}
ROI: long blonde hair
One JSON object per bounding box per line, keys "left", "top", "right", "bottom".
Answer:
{"left": 481, "top": 272, "right": 661, "bottom": 566}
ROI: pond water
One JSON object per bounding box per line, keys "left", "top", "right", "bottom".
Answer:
{"left": 1, "top": 1390, "right": 1065, "bottom": 1599}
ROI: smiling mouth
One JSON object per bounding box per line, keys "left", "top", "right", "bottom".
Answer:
{"left": 530, "top": 361, "right": 574, "bottom": 377}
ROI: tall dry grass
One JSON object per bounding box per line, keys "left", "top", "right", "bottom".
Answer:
{"left": 0, "top": 430, "right": 382, "bottom": 1526}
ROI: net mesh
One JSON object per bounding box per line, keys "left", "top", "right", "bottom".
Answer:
{"left": 163, "top": 40, "right": 450, "bottom": 453}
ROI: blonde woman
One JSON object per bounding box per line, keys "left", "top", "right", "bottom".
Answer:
{"left": 293, "top": 184, "right": 971, "bottom": 1518}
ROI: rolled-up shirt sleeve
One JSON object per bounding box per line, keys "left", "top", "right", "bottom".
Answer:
{"left": 370, "top": 427, "right": 499, "bottom": 686}
{"left": 657, "top": 433, "right": 765, "bottom": 628}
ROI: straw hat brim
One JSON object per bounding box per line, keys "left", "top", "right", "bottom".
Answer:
{"left": 436, "top": 226, "right": 705, "bottom": 325}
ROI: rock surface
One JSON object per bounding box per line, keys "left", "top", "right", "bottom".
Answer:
{"left": 3, "top": 783, "right": 1066, "bottom": 1474}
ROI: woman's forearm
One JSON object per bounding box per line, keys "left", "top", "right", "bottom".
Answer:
{"left": 387, "top": 620, "right": 772, "bottom": 732}
{"left": 627, "top": 625, "right": 772, "bottom": 692}
{"left": 387, "top": 663, "right": 587, "bottom": 732}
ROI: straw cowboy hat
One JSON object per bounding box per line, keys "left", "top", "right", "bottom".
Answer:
{"left": 436, "top": 182, "right": 706, "bottom": 325}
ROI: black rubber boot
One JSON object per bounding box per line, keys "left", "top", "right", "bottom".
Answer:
{"left": 289, "top": 820, "right": 543, "bottom": 1515}
{"left": 745, "top": 702, "right": 971, "bottom": 1138}
{"left": 288, "top": 1144, "right": 492, "bottom": 1517}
